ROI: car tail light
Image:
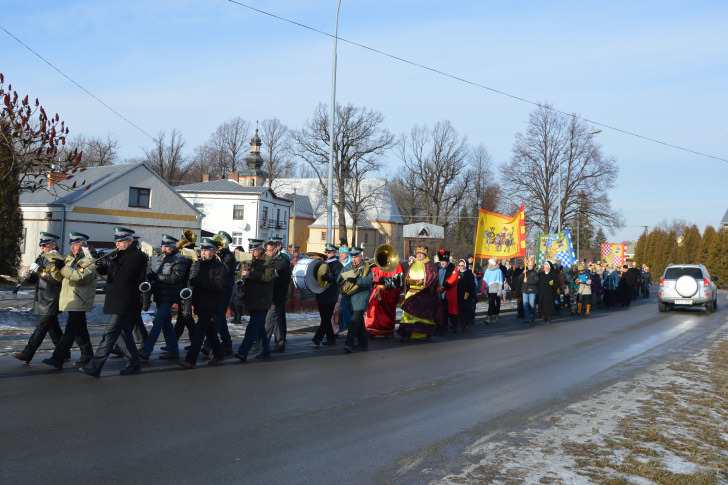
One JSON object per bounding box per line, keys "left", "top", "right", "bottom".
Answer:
{"left": 704, "top": 278, "right": 710, "bottom": 287}
{"left": 659, "top": 278, "right": 664, "bottom": 286}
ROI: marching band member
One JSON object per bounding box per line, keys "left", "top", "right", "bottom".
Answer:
{"left": 264, "top": 238, "right": 292, "bottom": 353}
{"left": 338, "top": 246, "right": 373, "bottom": 353}
{"left": 208, "top": 230, "right": 235, "bottom": 355}
{"left": 138, "top": 234, "right": 188, "bottom": 361}
{"left": 80, "top": 226, "right": 146, "bottom": 377}
{"left": 179, "top": 238, "right": 227, "bottom": 368}
{"left": 398, "top": 245, "right": 439, "bottom": 342}
{"left": 42, "top": 232, "right": 96, "bottom": 369}
{"left": 233, "top": 239, "right": 276, "bottom": 363}
{"left": 12, "top": 232, "right": 65, "bottom": 364}
{"left": 313, "top": 244, "right": 343, "bottom": 346}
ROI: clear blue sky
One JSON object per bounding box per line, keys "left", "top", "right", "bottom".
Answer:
{"left": 3, "top": 1, "right": 727, "bottom": 243}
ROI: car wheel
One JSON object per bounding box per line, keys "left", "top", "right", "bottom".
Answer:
{"left": 713, "top": 299, "right": 718, "bottom": 311}
{"left": 706, "top": 301, "right": 714, "bottom": 314}
{"left": 658, "top": 300, "right": 667, "bottom": 312}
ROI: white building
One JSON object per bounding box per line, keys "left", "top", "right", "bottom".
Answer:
{"left": 19, "top": 163, "right": 202, "bottom": 269}
{"left": 175, "top": 178, "right": 291, "bottom": 248}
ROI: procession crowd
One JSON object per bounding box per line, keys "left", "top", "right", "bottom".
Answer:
{"left": 9, "top": 227, "right": 651, "bottom": 377}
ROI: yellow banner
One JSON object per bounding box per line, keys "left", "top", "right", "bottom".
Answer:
{"left": 474, "top": 205, "right": 526, "bottom": 259}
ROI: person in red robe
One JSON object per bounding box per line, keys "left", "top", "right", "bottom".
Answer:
{"left": 365, "top": 261, "right": 404, "bottom": 337}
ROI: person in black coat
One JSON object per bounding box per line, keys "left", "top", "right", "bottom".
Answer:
{"left": 313, "top": 245, "right": 343, "bottom": 346}
{"left": 264, "top": 238, "right": 293, "bottom": 353}
{"left": 208, "top": 231, "right": 235, "bottom": 355}
{"left": 456, "top": 259, "right": 476, "bottom": 330}
{"left": 511, "top": 259, "right": 525, "bottom": 318}
{"left": 80, "top": 227, "right": 147, "bottom": 377}
{"left": 12, "top": 232, "right": 65, "bottom": 364}
{"left": 537, "top": 261, "right": 558, "bottom": 325}
{"left": 179, "top": 238, "right": 228, "bottom": 368}
{"left": 138, "top": 234, "right": 189, "bottom": 360}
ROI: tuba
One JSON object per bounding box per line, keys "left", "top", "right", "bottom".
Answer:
{"left": 339, "top": 244, "right": 399, "bottom": 296}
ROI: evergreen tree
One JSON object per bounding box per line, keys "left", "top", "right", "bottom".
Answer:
{"left": 677, "top": 225, "right": 701, "bottom": 264}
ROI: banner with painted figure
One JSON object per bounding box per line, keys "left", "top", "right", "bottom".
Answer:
{"left": 601, "top": 243, "right": 627, "bottom": 268}
{"left": 536, "top": 230, "right": 576, "bottom": 268}
{"left": 474, "top": 204, "right": 526, "bottom": 259}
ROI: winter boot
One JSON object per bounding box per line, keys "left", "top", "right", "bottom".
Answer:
{"left": 585, "top": 304, "right": 591, "bottom": 316}
{"left": 577, "top": 303, "right": 582, "bottom": 315}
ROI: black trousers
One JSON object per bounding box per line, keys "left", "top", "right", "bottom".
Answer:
{"left": 22, "top": 313, "right": 63, "bottom": 361}
{"left": 345, "top": 309, "right": 367, "bottom": 348}
{"left": 85, "top": 314, "right": 140, "bottom": 373}
{"left": 185, "top": 311, "right": 223, "bottom": 364}
{"left": 51, "top": 311, "right": 93, "bottom": 363}
{"left": 314, "top": 301, "right": 336, "bottom": 343}
{"left": 175, "top": 313, "right": 196, "bottom": 340}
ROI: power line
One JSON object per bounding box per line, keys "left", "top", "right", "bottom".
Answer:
{"left": 0, "top": 24, "right": 155, "bottom": 142}
{"left": 227, "top": 0, "right": 728, "bottom": 165}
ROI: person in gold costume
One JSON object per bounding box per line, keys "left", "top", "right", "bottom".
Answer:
{"left": 398, "top": 245, "right": 440, "bottom": 342}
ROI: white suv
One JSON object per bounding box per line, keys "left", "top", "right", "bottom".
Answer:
{"left": 658, "top": 264, "right": 718, "bottom": 313}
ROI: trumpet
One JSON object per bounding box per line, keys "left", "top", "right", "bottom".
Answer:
{"left": 79, "top": 249, "right": 118, "bottom": 270}
{"left": 139, "top": 281, "right": 152, "bottom": 311}
{"left": 339, "top": 244, "right": 399, "bottom": 296}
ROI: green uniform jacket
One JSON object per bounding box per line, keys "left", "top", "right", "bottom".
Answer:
{"left": 243, "top": 254, "right": 276, "bottom": 311}
{"left": 338, "top": 261, "right": 373, "bottom": 312}
{"left": 57, "top": 253, "right": 98, "bottom": 312}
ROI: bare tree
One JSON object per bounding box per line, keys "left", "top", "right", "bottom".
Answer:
{"left": 191, "top": 117, "right": 251, "bottom": 180}
{"left": 464, "top": 143, "right": 501, "bottom": 212}
{"left": 143, "top": 129, "right": 187, "bottom": 185}
{"left": 260, "top": 117, "right": 295, "bottom": 187}
{"left": 499, "top": 103, "right": 623, "bottom": 235}
{"left": 390, "top": 169, "right": 427, "bottom": 224}
{"left": 397, "top": 120, "right": 469, "bottom": 230}
{"left": 291, "top": 103, "right": 394, "bottom": 246}
{"left": 64, "top": 133, "right": 119, "bottom": 166}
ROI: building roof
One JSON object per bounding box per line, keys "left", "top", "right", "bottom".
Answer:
{"left": 20, "top": 163, "right": 147, "bottom": 206}
{"left": 721, "top": 208, "right": 728, "bottom": 226}
{"left": 175, "top": 179, "right": 269, "bottom": 194}
{"left": 403, "top": 222, "right": 445, "bottom": 239}
{"left": 271, "top": 177, "right": 404, "bottom": 224}
{"left": 283, "top": 193, "right": 316, "bottom": 219}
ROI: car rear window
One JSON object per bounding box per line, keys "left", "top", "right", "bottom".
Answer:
{"left": 664, "top": 267, "right": 703, "bottom": 279}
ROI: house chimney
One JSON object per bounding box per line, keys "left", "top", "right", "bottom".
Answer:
{"left": 228, "top": 172, "right": 239, "bottom": 182}
{"left": 47, "top": 171, "right": 68, "bottom": 188}
{"left": 202, "top": 174, "right": 210, "bottom": 182}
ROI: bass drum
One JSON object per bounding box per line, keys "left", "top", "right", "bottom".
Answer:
{"left": 292, "top": 257, "right": 328, "bottom": 294}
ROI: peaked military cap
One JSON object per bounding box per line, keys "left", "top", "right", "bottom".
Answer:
{"left": 39, "top": 232, "right": 60, "bottom": 246}
{"left": 349, "top": 246, "right": 364, "bottom": 256}
{"left": 217, "top": 231, "right": 233, "bottom": 244}
{"left": 248, "top": 238, "right": 265, "bottom": 250}
{"left": 68, "top": 232, "right": 89, "bottom": 244}
{"left": 160, "top": 234, "right": 179, "bottom": 247}
{"left": 324, "top": 243, "right": 339, "bottom": 252}
{"left": 113, "top": 226, "right": 135, "bottom": 241}
{"left": 199, "top": 237, "right": 217, "bottom": 250}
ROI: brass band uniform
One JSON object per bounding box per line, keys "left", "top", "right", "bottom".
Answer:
{"left": 42, "top": 232, "right": 96, "bottom": 369}
{"left": 179, "top": 238, "right": 228, "bottom": 368}
{"left": 338, "top": 246, "right": 373, "bottom": 353}
{"left": 12, "top": 232, "right": 65, "bottom": 364}
{"left": 313, "top": 244, "right": 343, "bottom": 346}
{"left": 80, "top": 226, "right": 146, "bottom": 377}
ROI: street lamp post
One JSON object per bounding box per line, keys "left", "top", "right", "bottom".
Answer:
{"left": 326, "top": 0, "right": 342, "bottom": 246}
{"left": 557, "top": 129, "right": 601, "bottom": 233}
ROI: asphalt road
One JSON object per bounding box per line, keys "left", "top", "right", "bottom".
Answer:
{"left": 1, "top": 293, "right": 726, "bottom": 484}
